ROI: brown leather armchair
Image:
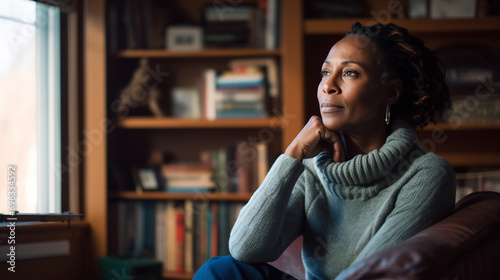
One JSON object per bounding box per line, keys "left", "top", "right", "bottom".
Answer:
{"left": 270, "top": 191, "right": 500, "bottom": 280}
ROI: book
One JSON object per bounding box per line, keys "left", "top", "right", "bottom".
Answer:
{"left": 161, "top": 163, "right": 216, "bottom": 193}
{"left": 264, "top": 0, "right": 280, "bottom": 49}
{"left": 217, "top": 201, "right": 230, "bottom": 256}
{"left": 155, "top": 202, "right": 166, "bottom": 263}
{"left": 175, "top": 206, "right": 185, "bottom": 273}
{"left": 201, "top": 148, "right": 230, "bottom": 192}
{"left": 165, "top": 202, "right": 177, "bottom": 272}
{"left": 202, "top": 69, "right": 217, "bottom": 120}
{"left": 210, "top": 203, "right": 219, "bottom": 258}
{"left": 196, "top": 200, "right": 209, "bottom": 269}
{"left": 184, "top": 200, "right": 194, "bottom": 273}
{"left": 143, "top": 201, "right": 156, "bottom": 258}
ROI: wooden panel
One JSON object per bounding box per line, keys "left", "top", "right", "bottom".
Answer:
{"left": 84, "top": 0, "right": 107, "bottom": 278}
{"left": 281, "top": 0, "right": 305, "bottom": 148}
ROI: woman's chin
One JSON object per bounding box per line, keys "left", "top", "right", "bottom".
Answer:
{"left": 321, "top": 118, "right": 343, "bottom": 131}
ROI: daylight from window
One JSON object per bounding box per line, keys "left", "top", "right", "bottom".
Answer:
{"left": 0, "top": 0, "right": 61, "bottom": 214}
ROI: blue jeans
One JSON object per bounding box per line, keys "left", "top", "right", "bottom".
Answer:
{"left": 193, "top": 255, "right": 297, "bottom": 280}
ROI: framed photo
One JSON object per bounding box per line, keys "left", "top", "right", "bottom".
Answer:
{"left": 133, "top": 167, "right": 161, "bottom": 191}
{"left": 166, "top": 26, "right": 203, "bottom": 51}
{"left": 171, "top": 87, "right": 201, "bottom": 119}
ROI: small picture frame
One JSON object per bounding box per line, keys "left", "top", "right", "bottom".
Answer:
{"left": 133, "top": 167, "right": 161, "bottom": 191}
{"left": 171, "top": 87, "right": 201, "bottom": 119}
{"left": 166, "top": 26, "right": 203, "bottom": 51}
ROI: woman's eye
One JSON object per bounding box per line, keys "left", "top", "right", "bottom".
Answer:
{"left": 321, "top": 70, "right": 330, "bottom": 77}
{"left": 344, "top": 70, "right": 359, "bottom": 77}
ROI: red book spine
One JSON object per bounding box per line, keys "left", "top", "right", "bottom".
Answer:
{"left": 175, "top": 210, "right": 185, "bottom": 273}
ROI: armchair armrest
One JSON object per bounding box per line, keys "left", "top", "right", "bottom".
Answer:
{"left": 337, "top": 191, "right": 500, "bottom": 280}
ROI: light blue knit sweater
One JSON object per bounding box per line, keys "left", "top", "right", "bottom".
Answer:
{"left": 229, "top": 118, "right": 456, "bottom": 279}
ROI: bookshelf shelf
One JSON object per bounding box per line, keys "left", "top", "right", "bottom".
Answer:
{"left": 440, "top": 153, "right": 500, "bottom": 167}
{"left": 305, "top": 17, "right": 500, "bottom": 35}
{"left": 110, "top": 48, "right": 281, "bottom": 58}
{"left": 116, "top": 117, "right": 284, "bottom": 129}
{"left": 419, "top": 122, "right": 500, "bottom": 131}
{"left": 108, "top": 191, "right": 253, "bottom": 201}
{"left": 162, "top": 271, "right": 195, "bottom": 280}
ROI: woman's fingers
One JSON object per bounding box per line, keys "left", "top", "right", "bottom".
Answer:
{"left": 324, "top": 129, "right": 346, "bottom": 163}
{"left": 285, "top": 116, "right": 346, "bottom": 162}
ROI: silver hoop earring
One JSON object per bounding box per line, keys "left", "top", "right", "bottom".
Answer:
{"left": 385, "top": 105, "right": 391, "bottom": 125}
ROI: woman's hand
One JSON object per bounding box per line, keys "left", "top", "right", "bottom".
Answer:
{"left": 285, "top": 116, "right": 346, "bottom": 162}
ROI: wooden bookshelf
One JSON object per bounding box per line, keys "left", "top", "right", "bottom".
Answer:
{"left": 82, "top": 0, "right": 500, "bottom": 279}
{"left": 108, "top": 191, "right": 253, "bottom": 201}
{"left": 116, "top": 117, "right": 284, "bottom": 129}
{"left": 110, "top": 49, "right": 281, "bottom": 58}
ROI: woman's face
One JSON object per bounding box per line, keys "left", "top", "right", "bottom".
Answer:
{"left": 317, "top": 35, "right": 388, "bottom": 133}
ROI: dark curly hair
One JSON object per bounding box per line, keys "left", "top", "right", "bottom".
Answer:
{"left": 346, "top": 22, "right": 450, "bottom": 128}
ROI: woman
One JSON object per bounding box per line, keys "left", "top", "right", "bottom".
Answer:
{"left": 194, "top": 22, "right": 456, "bottom": 280}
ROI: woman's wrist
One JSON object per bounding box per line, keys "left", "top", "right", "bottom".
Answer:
{"left": 285, "top": 145, "right": 303, "bottom": 162}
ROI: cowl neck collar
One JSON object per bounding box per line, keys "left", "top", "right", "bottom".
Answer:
{"left": 315, "top": 118, "right": 417, "bottom": 200}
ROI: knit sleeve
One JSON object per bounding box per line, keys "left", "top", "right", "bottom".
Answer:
{"left": 347, "top": 154, "right": 456, "bottom": 267}
{"left": 229, "top": 154, "right": 306, "bottom": 263}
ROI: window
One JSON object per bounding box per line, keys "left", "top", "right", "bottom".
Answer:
{"left": 0, "top": 0, "right": 61, "bottom": 214}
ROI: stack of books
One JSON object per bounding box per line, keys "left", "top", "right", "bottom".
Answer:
{"left": 202, "top": 0, "right": 280, "bottom": 49}
{"left": 216, "top": 67, "right": 267, "bottom": 118}
{"left": 202, "top": 66, "right": 268, "bottom": 120}
{"left": 161, "top": 163, "right": 216, "bottom": 193}
{"left": 203, "top": 4, "right": 261, "bottom": 48}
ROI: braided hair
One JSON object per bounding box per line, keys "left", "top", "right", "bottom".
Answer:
{"left": 346, "top": 22, "right": 449, "bottom": 128}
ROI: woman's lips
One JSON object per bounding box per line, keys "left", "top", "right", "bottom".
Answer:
{"left": 321, "top": 102, "right": 345, "bottom": 112}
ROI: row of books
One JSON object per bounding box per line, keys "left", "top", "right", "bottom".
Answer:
{"left": 108, "top": 200, "right": 245, "bottom": 273}
{"left": 455, "top": 169, "right": 500, "bottom": 202}
{"left": 203, "top": 0, "right": 280, "bottom": 49}
{"left": 172, "top": 58, "right": 280, "bottom": 120}
{"left": 444, "top": 94, "right": 500, "bottom": 124}
{"left": 107, "top": 0, "right": 280, "bottom": 50}
{"left": 107, "top": 0, "right": 165, "bottom": 50}
{"left": 158, "top": 140, "right": 268, "bottom": 193}
{"left": 201, "top": 141, "right": 269, "bottom": 193}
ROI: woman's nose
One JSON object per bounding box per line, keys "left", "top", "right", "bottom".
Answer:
{"left": 323, "top": 76, "right": 340, "bottom": 94}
